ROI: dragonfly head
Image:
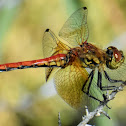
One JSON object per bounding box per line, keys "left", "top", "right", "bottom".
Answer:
{"left": 106, "top": 46, "right": 124, "bottom": 69}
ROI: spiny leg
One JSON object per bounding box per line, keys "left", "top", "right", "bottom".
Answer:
{"left": 82, "top": 70, "right": 102, "bottom": 102}
{"left": 82, "top": 70, "right": 94, "bottom": 94}
{"left": 97, "top": 71, "right": 102, "bottom": 89}
{"left": 97, "top": 71, "right": 116, "bottom": 91}
{"left": 104, "top": 71, "right": 124, "bottom": 83}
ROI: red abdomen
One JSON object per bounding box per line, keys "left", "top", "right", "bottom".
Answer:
{"left": 0, "top": 54, "right": 67, "bottom": 72}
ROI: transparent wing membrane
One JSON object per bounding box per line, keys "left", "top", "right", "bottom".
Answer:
{"left": 42, "top": 29, "right": 70, "bottom": 58}
{"left": 59, "top": 7, "right": 88, "bottom": 47}
{"left": 42, "top": 29, "right": 70, "bottom": 81}
{"left": 54, "top": 62, "right": 89, "bottom": 109}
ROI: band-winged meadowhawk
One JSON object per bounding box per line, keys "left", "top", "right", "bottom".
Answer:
{"left": 0, "top": 7, "right": 125, "bottom": 110}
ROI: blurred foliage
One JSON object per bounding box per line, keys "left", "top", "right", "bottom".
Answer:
{"left": 0, "top": 0, "right": 126, "bottom": 126}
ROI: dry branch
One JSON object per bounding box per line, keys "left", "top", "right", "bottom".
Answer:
{"left": 77, "top": 82, "right": 126, "bottom": 126}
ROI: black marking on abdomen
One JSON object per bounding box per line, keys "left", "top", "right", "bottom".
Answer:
{"left": 0, "top": 64, "right": 62, "bottom": 72}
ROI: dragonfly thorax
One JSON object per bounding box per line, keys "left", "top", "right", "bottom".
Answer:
{"left": 82, "top": 43, "right": 106, "bottom": 69}
{"left": 70, "top": 43, "right": 107, "bottom": 69}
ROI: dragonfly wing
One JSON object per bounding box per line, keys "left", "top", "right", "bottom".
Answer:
{"left": 42, "top": 29, "right": 70, "bottom": 81}
{"left": 59, "top": 7, "right": 88, "bottom": 47}
{"left": 54, "top": 63, "right": 88, "bottom": 109}
{"left": 42, "top": 29, "right": 70, "bottom": 58}
{"left": 54, "top": 60, "right": 105, "bottom": 110}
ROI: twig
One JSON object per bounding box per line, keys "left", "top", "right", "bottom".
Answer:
{"left": 58, "top": 112, "right": 62, "bottom": 126}
{"left": 77, "top": 82, "right": 126, "bottom": 126}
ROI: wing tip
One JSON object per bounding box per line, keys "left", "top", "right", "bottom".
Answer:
{"left": 83, "top": 7, "right": 87, "bottom": 10}
{"left": 45, "top": 29, "right": 49, "bottom": 32}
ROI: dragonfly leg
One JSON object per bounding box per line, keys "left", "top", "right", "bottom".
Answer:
{"left": 97, "top": 71, "right": 102, "bottom": 89}
{"left": 101, "top": 70, "right": 125, "bottom": 90}
{"left": 104, "top": 71, "right": 124, "bottom": 83}
{"left": 82, "top": 70, "right": 102, "bottom": 102}
{"left": 85, "top": 93, "right": 102, "bottom": 102}
{"left": 97, "top": 71, "right": 116, "bottom": 91}
{"left": 82, "top": 70, "right": 94, "bottom": 94}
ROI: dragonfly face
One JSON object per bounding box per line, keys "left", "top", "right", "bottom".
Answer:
{"left": 106, "top": 46, "right": 124, "bottom": 69}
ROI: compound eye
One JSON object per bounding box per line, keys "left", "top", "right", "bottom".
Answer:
{"left": 113, "top": 49, "right": 122, "bottom": 62}
{"left": 106, "top": 46, "right": 124, "bottom": 69}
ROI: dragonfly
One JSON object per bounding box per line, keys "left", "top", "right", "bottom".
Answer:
{"left": 0, "top": 7, "right": 125, "bottom": 110}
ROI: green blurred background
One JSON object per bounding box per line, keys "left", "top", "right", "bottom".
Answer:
{"left": 0, "top": 0, "right": 126, "bottom": 126}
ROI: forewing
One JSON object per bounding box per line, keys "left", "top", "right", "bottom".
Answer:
{"left": 42, "top": 29, "right": 70, "bottom": 81}
{"left": 59, "top": 7, "right": 88, "bottom": 47}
